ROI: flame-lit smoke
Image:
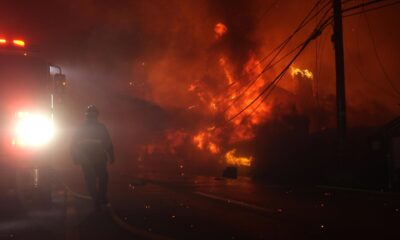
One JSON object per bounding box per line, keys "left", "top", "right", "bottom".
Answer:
{"left": 137, "top": 18, "right": 321, "bottom": 168}
{"left": 174, "top": 51, "right": 276, "bottom": 166}
{"left": 38, "top": 0, "right": 399, "bottom": 174}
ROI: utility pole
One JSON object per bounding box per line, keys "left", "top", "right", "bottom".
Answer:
{"left": 333, "top": 0, "right": 347, "bottom": 157}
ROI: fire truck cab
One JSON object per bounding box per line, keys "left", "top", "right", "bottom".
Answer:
{"left": 0, "top": 37, "right": 66, "bottom": 204}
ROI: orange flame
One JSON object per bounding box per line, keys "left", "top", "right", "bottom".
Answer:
{"left": 192, "top": 126, "right": 222, "bottom": 155}
{"left": 208, "top": 142, "right": 220, "bottom": 154}
{"left": 225, "top": 149, "right": 252, "bottom": 167}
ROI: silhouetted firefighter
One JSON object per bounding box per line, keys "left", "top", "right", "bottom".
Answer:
{"left": 71, "top": 105, "right": 115, "bottom": 211}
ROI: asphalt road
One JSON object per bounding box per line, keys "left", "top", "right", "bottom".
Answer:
{"left": 1, "top": 168, "right": 400, "bottom": 240}
{"left": 66, "top": 172, "right": 400, "bottom": 239}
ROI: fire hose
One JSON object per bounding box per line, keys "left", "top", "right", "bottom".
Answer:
{"left": 59, "top": 178, "right": 172, "bottom": 240}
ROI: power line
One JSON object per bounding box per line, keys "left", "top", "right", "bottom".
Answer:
{"left": 256, "top": 0, "right": 280, "bottom": 25}
{"left": 244, "top": 1, "right": 400, "bottom": 122}
{"left": 343, "top": 0, "right": 400, "bottom": 17}
{"left": 222, "top": 0, "right": 398, "bottom": 126}
{"left": 224, "top": 11, "right": 333, "bottom": 126}
{"left": 254, "top": 0, "right": 331, "bottom": 69}
{"left": 218, "top": 0, "right": 327, "bottom": 96}
{"left": 314, "top": 0, "right": 329, "bottom": 129}
{"left": 226, "top": 22, "right": 328, "bottom": 124}
{"left": 226, "top": 42, "right": 309, "bottom": 123}
{"left": 346, "top": 1, "right": 400, "bottom": 100}
{"left": 221, "top": 0, "right": 330, "bottom": 116}
{"left": 313, "top": 0, "right": 399, "bottom": 28}
{"left": 342, "top": 0, "right": 398, "bottom": 13}
{"left": 346, "top": 44, "right": 399, "bottom": 100}
{"left": 234, "top": 0, "right": 400, "bottom": 125}
{"left": 362, "top": 3, "right": 400, "bottom": 97}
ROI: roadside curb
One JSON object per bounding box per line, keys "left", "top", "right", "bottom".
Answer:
{"left": 317, "top": 185, "right": 400, "bottom": 197}
{"left": 193, "top": 191, "right": 276, "bottom": 214}
{"left": 143, "top": 179, "right": 281, "bottom": 215}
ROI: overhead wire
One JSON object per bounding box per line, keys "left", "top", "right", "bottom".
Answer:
{"left": 221, "top": 0, "right": 331, "bottom": 116}
{"left": 343, "top": 0, "right": 400, "bottom": 17}
{"left": 225, "top": 19, "right": 330, "bottom": 124}
{"left": 346, "top": 2, "right": 400, "bottom": 100}
{"left": 228, "top": 16, "right": 334, "bottom": 125}
{"left": 250, "top": 0, "right": 331, "bottom": 71}
{"left": 314, "top": 0, "right": 327, "bottom": 129}
{"left": 220, "top": 0, "right": 398, "bottom": 127}
{"left": 362, "top": 1, "right": 400, "bottom": 97}
{"left": 342, "top": 0, "right": 398, "bottom": 13}
{"left": 310, "top": 0, "right": 400, "bottom": 29}
{"left": 219, "top": 0, "right": 281, "bottom": 92}
{"left": 256, "top": 0, "right": 280, "bottom": 25}
{"left": 345, "top": 45, "right": 400, "bottom": 100}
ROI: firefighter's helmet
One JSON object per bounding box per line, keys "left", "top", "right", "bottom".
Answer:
{"left": 85, "top": 105, "right": 99, "bottom": 119}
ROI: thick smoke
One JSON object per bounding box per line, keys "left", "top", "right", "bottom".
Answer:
{"left": 1, "top": 0, "right": 399, "bottom": 175}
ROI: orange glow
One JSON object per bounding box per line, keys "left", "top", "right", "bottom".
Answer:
{"left": 214, "top": 22, "right": 227, "bottom": 40}
{"left": 221, "top": 55, "right": 272, "bottom": 143}
{"left": 208, "top": 142, "right": 220, "bottom": 154}
{"left": 225, "top": 149, "right": 252, "bottom": 167}
{"left": 0, "top": 39, "right": 6, "bottom": 44}
{"left": 148, "top": 26, "right": 292, "bottom": 166}
{"left": 193, "top": 132, "right": 206, "bottom": 149}
{"left": 13, "top": 40, "right": 25, "bottom": 47}
{"left": 185, "top": 53, "right": 273, "bottom": 152}
{"left": 188, "top": 84, "right": 197, "bottom": 91}
{"left": 166, "top": 130, "right": 188, "bottom": 152}
{"left": 209, "top": 101, "right": 217, "bottom": 111}
{"left": 192, "top": 127, "right": 222, "bottom": 155}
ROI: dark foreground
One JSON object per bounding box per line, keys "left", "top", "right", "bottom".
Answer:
{"left": 0, "top": 169, "right": 399, "bottom": 240}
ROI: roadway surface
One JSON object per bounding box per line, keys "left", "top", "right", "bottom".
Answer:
{"left": 1, "top": 168, "right": 400, "bottom": 240}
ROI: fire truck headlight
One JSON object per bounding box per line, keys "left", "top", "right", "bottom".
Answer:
{"left": 13, "top": 112, "right": 55, "bottom": 147}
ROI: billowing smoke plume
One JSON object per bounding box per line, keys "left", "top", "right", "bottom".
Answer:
{"left": 2, "top": 0, "right": 399, "bottom": 175}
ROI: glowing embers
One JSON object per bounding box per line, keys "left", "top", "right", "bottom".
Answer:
{"left": 13, "top": 111, "right": 55, "bottom": 147}
{"left": 225, "top": 149, "right": 252, "bottom": 167}
{"left": 290, "top": 66, "right": 313, "bottom": 79}
{"left": 214, "top": 22, "right": 228, "bottom": 40}
{"left": 0, "top": 39, "right": 6, "bottom": 44}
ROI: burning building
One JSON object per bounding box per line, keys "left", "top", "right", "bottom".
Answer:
{"left": 24, "top": 0, "right": 397, "bottom": 180}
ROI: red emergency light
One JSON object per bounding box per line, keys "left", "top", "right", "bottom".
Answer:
{"left": 0, "top": 38, "right": 26, "bottom": 47}
{"left": 13, "top": 39, "right": 25, "bottom": 47}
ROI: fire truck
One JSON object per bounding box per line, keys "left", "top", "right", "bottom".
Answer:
{"left": 0, "top": 37, "right": 66, "bottom": 204}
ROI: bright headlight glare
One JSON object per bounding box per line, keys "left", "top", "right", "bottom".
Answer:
{"left": 13, "top": 112, "right": 55, "bottom": 147}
